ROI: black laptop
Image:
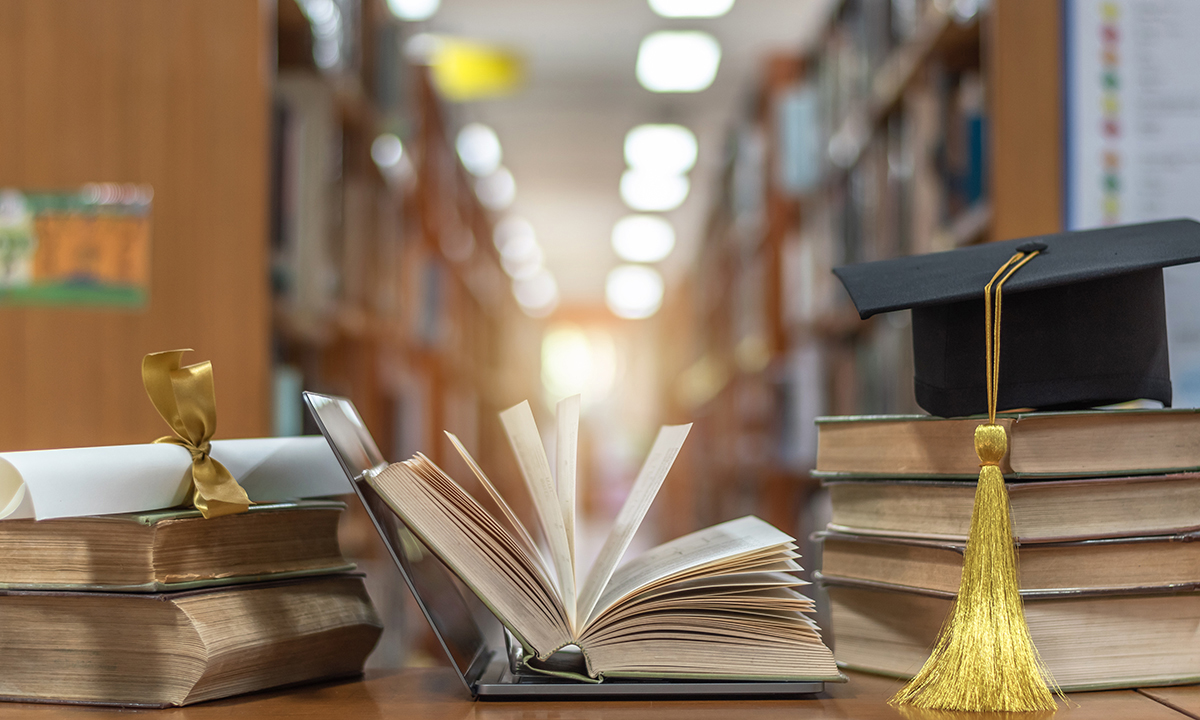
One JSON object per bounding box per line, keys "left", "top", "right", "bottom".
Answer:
{"left": 303, "top": 391, "right": 826, "bottom": 699}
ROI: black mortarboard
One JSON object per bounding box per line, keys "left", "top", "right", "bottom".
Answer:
{"left": 833, "top": 218, "right": 1200, "bottom": 417}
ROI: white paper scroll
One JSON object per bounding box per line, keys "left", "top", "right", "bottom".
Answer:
{"left": 0, "top": 436, "right": 350, "bottom": 521}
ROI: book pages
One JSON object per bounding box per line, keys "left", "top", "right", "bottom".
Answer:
{"left": 500, "top": 401, "right": 577, "bottom": 631}
{"left": 586, "top": 515, "right": 796, "bottom": 626}
{"left": 444, "top": 431, "right": 555, "bottom": 588}
{"left": 370, "top": 458, "right": 571, "bottom": 654}
{"left": 576, "top": 423, "right": 691, "bottom": 624}
{"left": 556, "top": 395, "right": 580, "bottom": 586}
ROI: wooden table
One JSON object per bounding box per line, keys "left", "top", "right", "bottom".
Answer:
{"left": 2, "top": 669, "right": 1196, "bottom": 719}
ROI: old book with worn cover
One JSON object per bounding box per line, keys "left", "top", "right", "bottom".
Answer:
{"left": 825, "top": 473, "right": 1200, "bottom": 542}
{"left": 826, "top": 578, "right": 1200, "bottom": 691}
{"left": 0, "top": 501, "right": 354, "bottom": 591}
{"left": 819, "top": 529, "right": 1200, "bottom": 595}
{"left": 367, "top": 398, "right": 840, "bottom": 683}
{"left": 815, "top": 408, "right": 1200, "bottom": 479}
{"left": 0, "top": 574, "right": 382, "bottom": 707}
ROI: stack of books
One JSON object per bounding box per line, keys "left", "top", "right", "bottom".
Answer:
{"left": 813, "top": 408, "right": 1200, "bottom": 691}
{"left": 0, "top": 501, "right": 382, "bottom": 707}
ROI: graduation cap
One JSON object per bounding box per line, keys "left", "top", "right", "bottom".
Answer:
{"left": 833, "top": 218, "right": 1200, "bottom": 417}
{"left": 832, "top": 218, "right": 1200, "bottom": 712}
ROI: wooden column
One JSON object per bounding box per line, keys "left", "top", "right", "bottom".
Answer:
{"left": 989, "top": 0, "right": 1064, "bottom": 240}
{"left": 0, "top": 0, "right": 272, "bottom": 449}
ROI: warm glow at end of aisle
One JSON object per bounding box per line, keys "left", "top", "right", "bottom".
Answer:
{"left": 476, "top": 167, "right": 516, "bottom": 210}
{"left": 612, "top": 215, "right": 675, "bottom": 263}
{"left": 636, "top": 31, "right": 721, "bottom": 93}
{"left": 648, "top": 0, "right": 735, "bottom": 18}
{"left": 606, "top": 265, "right": 664, "bottom": 319}
{"left": 624, "top": 124, "right": 698, "bottom": 175}
{"left": 514, "top": 269, "right": 558, "bottom": 317}
{"left": 620, "top": 170, "right": 689, "bottom": 212}
{"left": 542, "top": 323, "right": 617, "bottom": 405}
{"left": 456, "top": 123, "right": 502, "bottom": 177}
{"left": 387, "top": 0, "right": 440, "bottom": 21}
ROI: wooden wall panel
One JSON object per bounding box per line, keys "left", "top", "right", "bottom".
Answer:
{"left": 0, "top": 0, "right": 271, "bottom": 450}
{"left": 989, "top": 0, "right": 1064, "bottom": 241}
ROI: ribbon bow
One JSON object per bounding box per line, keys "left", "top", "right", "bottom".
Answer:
{"left": 142, "top": 349, "right": 250, "bottom": 519}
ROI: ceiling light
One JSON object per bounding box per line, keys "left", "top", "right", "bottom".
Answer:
{"left": 475, "top": 167, "right": 515, "bottom": 210}
{"left": 501, "top": 243, "right": 544, "bottom": 280}
{"left": 620, "top": 170, "right": 689, "bottom": 211}
{"left": 493, "top": 216, "right": 536, "bottom": 257}
{"left": 514, "top": 269, "right": 558, "bottom": 317}
{"left": 624, "top": 124, "right": 698, "bottom": 175}
{"left": 636, "top": 31, "right": 721, "bottom": 93}
{"left": 301, "top": 0, "right": 343, "bottom": 69}
{"left": 370, "top": 134, "right": 403, "bottom": 168}
{"left": 612, "top": 215, "right": 676, "bottom": 263}
{"left": 456, "top": 123, "right": 502, "bottom": 177}
{"left": 386, "top": 0, "right": 440, "bottom": 21}
{"left": 405, "top": 33, "right": 443, "bottom": 62}
{"left": 606, "top": 265, "right": 664, "bottom": 319}
{"left": 648, "top": 0, "right": 735, "bottom": 18}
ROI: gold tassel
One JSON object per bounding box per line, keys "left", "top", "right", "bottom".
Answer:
{"left": 890, "top": 249, "right": 1061, "bottom": 712}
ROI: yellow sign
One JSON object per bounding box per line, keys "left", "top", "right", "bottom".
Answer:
{"left": 421, "top": 35, "right": 525, "bottom": 102}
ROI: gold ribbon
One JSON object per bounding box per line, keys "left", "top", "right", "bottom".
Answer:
{"left": 142, "top": 349, "right": 250, "bottom": 519}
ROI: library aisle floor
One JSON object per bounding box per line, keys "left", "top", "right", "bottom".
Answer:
{"left": 2, "top": 670, "right": 1193, "bottom": 719}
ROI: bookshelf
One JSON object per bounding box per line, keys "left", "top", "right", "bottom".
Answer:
{"left": 271, "top": 0, "right": 543, "bottom": 668}
{"left": 671, "top": 0, "right": 1066, "bottom": 540}
{"left": 271, "top": 0, "right": 538, "bottom": 477}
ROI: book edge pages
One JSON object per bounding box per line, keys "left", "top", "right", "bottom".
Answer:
{"left": 499, "top": 401, "right": 577, "bottom": 624}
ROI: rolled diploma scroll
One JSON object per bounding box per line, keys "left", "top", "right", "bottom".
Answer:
{"left": 0, "top": 437, "right": 351, "bottom": 521}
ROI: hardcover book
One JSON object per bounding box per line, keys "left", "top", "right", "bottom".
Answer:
{"left": 819, "top": 529, "right": 1200, "bottom": 595}
{"left": 824, "top": 473, "right": 1200, "bottom": 542}
{"left": 0, "top": 501, "right": 354, "bottom": 591}
{"left": 826, "top": 578, "right": 1200, "bottom": 691}
{"left": 0, "top": 575, "right": 382, "bottom": 706}
{"left": 366, "top": 397, "right": 839, "bottom": 683}
{"left": 815, "top": 408, "right": 1200, "bottom": 479}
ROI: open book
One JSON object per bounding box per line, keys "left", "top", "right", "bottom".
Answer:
{"left": 367, "top": 397, "right": 839, "bottom": 682}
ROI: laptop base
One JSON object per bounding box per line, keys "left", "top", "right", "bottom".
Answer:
{"left": 474, "top": 660, "right": 826, "bottom": 699}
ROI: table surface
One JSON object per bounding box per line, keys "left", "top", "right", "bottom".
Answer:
{"left": 2, "top": 669, "right": 1195, "bottom": 720}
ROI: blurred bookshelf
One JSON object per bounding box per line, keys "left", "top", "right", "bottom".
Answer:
{"left": 270, "top": 0, "right": 541, "bottom": 667}
{"left": 669, "top": 0, "right": 1063, "bottom": 549}
{"left": 272, "top": 0, "right": 540, "bottom": 471}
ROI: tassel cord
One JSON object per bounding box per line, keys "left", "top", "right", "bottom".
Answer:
{"left": 890, "top": 249, "right": 1062, "bottom": 712}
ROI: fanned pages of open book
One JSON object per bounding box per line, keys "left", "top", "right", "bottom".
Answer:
{"left": 367, "top": 397, "right": 840, "bottom": 682}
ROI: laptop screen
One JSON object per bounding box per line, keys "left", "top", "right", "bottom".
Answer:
{"left": 303, "top": 392, "right": 496, "bottom": 690}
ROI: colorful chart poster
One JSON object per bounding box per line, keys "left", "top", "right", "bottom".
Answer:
{"left": 1065, "top": 0, "right": 1200, "bottom": 406}
{"left": 1065, "top": 0, "right": 1200, "bottom": 229}
{"left": 0, "top": 185, "right": 151, "bottom": 307}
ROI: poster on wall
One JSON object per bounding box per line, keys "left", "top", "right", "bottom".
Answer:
{"left": 0, "top": 184, "right": 151, "bottom": 308}
{"left": 1065, "top": 0, "right": 1200, "bottom": 406}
